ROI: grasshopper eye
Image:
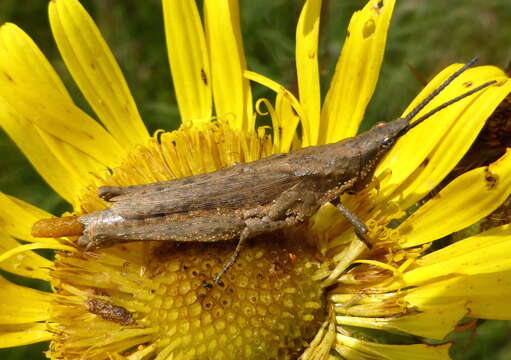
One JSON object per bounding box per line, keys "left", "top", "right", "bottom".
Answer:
{"left": 382, "top": 137, "right": 394, "bottom": 147}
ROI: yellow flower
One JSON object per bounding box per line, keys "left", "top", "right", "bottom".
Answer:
{"left": 0, "top": 0, "right": 510, "bottom": 359}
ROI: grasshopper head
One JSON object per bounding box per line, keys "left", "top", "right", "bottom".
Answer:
{"left": 349, "top": 117, "right": 409, "bottom": 191}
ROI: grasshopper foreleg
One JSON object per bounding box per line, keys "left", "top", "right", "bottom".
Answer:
{"left": 336, "top": 202, "right": 372, "bottom": 249}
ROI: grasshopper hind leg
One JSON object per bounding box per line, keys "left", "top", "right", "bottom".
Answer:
{"left": 213, "top": 218, "right": 292, "bottom": 284}
{"left": 213, "top": 227, "right": 250, "bottom": 284}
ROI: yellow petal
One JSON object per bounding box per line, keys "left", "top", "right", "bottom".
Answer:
{"left": 162, "top": 0, "right": 212, "bottom": 124}
{"left": 245, "top": 70, "right": 307, "bottom": 140}
{"left": 0, "top": 71, "right": 122, "bottom": 172}
{"left": 320, "top": 0, "right": 395, "bottom": 144}
{"left": 0, "top": 276, "right": 51, "bottom": 324}
{"left": 376, "top": 64, "right": 460, "bottom": 182}
{"left": 0, "top": 323, "right": 51, "bottom": 348}
{"left": 295, "top": 0, "right": 322, "bottom": 146}
{"left": 275, "top": 92, "right": 300, "bottom": 153}
{"left": 336, "top": 333, "right": 451, "bottom": 360}
{"left": 49, "top": 0, "right": 149, "bottom": 146}
{"left": 255, "top": 98, "right": 279, "bottom": 151}
{"left": 405, "top": 272, "right": 511, "bottom": 320}
{"left": 204, "top": 0, "right": 253, "bottom": 130}
{"left": 0, "top": 27, "right": 125, "bottom": 205}
{"left": 0, "top": 193, "right": 56, "bottom": 243}
{"left": 403, "top": 224, "right": 511, "bottom": 283}
{"left": 0, "top": 99, "right": 76, "bottom": 202}
{"left": 0, "top": 230, "right": 52, "bottom": 280}
{"left": 391, "top": 78, "right": 511, "bottom": 211}
{"left": 399, "top": 149, "right": 511, "bottom": 247}
{"left": 336, "top": 300, "right": 466, "bottom": 340}
{"left": 0, "top": 242, "right": 76, "bottom": 267}
{"left": 0, "top": 24, "right": 111, "bottom": 202}
{"left": 376, "top": 66, "right": 509, "bottom": 207}
{"left": 0, "top": 23, "right": 71, "bottom": 100}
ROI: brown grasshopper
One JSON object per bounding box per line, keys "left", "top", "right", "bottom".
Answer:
{"left": 32, "top": 58, "right": 494, "bottom": 283}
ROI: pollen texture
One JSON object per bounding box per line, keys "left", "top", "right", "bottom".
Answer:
{"left": 50, "top": 234, "right": 325, "bottom": 359}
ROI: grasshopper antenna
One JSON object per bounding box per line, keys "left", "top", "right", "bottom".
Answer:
{"left": 398, "top": 57, "right": 496, "bottom": 137}
{"left": 402, "top": 79, "right": 496, "bottom": 134}
{"left": 403, "top": 57, "right": 479, "bottom": 124}
{"left": 397, "top": 57, "right": 496, "bottom": 135}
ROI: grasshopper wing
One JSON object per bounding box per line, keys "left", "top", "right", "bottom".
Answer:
{"left": 104, "top": 153, "right": 306, "bottom": 219}
{"left": 78, "top": 209, "right": 245, "bottom": 247}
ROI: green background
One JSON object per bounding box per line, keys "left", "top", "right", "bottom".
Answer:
{"left": 0, "top": 0, "right": 510, "bottom": 359}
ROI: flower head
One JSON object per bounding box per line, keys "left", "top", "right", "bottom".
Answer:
{"left": 1, "top": 0, "right": 511, "bottom": 359}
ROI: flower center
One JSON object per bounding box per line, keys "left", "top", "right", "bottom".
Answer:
{"left": 51, "top": 235, "right": 325, "bottom": 359}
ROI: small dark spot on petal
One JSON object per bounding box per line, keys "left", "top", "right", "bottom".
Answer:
{"left": 201, "top": 69, "right": 208, "bottom": 85}
{"left": 363, "top": 19, "right": 376, "bottom": 38}
{"left": 373, "top": 0, "right": 384, "bottom": 13}
{"left": 484, "top": 167, "right": 498, "bottom": 190}
{"left": 3, "top": 71, "right": 14, "bottom": 82}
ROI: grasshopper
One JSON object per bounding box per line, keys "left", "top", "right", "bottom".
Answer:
{"left": 32, "top": 58, "right": 495, "bottom": 283}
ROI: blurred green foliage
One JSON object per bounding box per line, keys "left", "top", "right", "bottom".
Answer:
{"left": 0, "top": 0, "right": 510, "bottom": 359}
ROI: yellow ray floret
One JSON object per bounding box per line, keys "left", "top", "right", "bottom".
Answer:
{"left": 404, "top": 224, "right": 511, "bottom": 282}
{"left": 295, "top": 0, "right": 322, "bottom": 146}
{"left": 390, "top": 77, "right": 511, "bottom": 211}
{"left": 0, "top": 24, "right": 123, "bottom": 203}
{"left": 162, "top": 0, "right": 212, "bottom": 124}
{"left": 49, "top": 0, "right": 149, "bottom": 147}
{"left": 0, "top": 276, "right": 52, "bottom": 325}
{"left": 406, "top": 271, "right": 511, "bottom": 320}
{"left": 0, "top": 193, "right": 57, "bottom": 244}
{"left": 336, "top": 333, "right": 451, "bottom": 360}
{"left": 245, "top": 70, "right": 307, "bottom": 148}
{"left": 0, "top": 323, "right": 52, "bottom": 348}
{"left": 0, "top": 230, "right": 53, "bottom": 281}
{"left": 399, "top": 149, "right": 511, "bottom": 247}
{"left": 376, "top": 66, "right": 509, "bottom": 203}
{"left": 203, "top": 0, "right": 253, "bottom": 131}
{"left": 320, "top": 0, "right": 395, "bottom": 144}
